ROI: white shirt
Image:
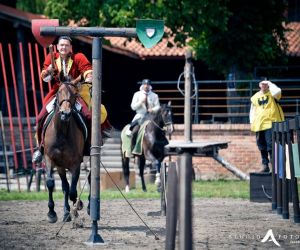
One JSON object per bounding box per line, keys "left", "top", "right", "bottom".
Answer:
{"left": 130, "top": 89, "right": 160, "bottom": 122}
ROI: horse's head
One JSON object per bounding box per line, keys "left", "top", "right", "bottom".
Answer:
{"left": 56, "top": 80, "right": 78, "bottom": 122}
{"left": 160, "top": 101, "right": 174, "bottom": 135}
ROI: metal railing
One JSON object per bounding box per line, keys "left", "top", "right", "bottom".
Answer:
{"left": 149, "top": 79, "right": 300, "bottom": 124}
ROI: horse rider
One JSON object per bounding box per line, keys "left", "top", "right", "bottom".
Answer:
{"left": 126, "top": 79, "right": 160, "bottom": 137}
{"left": 32, "top": 36, "right": 112, "bottom": 164}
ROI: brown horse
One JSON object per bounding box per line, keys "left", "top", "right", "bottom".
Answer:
{"left": 44, "top": 79, "right": 86, "bottom": 223}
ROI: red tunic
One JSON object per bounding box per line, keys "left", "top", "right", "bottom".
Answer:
{"left": 42, "top": 52, "right": 92, "bottom": 104}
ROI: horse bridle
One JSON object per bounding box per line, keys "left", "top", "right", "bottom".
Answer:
{"left": 57, "top": 82, "right": 78, "bottom": 107}
{"left": 151, "top": 106, "right": 173, "bottom": 131}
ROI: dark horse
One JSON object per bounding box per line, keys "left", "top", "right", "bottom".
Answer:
{"left": 121, "top": 102, "right": 173, "bottom": 192}
{"left": 43, "top": 79, "right": 87, "bottom": 223}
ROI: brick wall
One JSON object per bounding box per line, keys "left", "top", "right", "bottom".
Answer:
{"left": 169, "top": 124, "right": 261, "bottom": 180}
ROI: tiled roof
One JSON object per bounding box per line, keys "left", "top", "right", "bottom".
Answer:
{"left": 0, "top": 3, "right": 299, "bottom": 58}
{"left": 104, "top": 31, "right": 186, "bottom": 59}
{"left": 285, "top": 22, "right": 300, "bottom": 57}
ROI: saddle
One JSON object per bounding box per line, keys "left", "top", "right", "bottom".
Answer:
{"left": 41, "top": 97, "right": 89, "bottom": 154}
{"left": 132, "top": 121, "right": 150, "bottom": 155}
{"left": 121, "top": 121, "right": 150, "bottom": 157}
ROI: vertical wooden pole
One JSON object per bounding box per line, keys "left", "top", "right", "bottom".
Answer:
{"left": 178, "top": 50, "right": 193, "bottom": 250}
{"left": 87, "top": 37, "right": 104, "bottom": 244}
{"left": 178, "top": 152, "right": 193, "bottom": 250}
{"left": 184, "top": 50, "right": 192, "bottom": 143}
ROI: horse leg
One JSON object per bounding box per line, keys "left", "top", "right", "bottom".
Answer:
{"left": 59, "top": 171, "right": 71, "bottom": 222}
{"left": 138, "top": 156, "right": 147, "bottom": 192}
{"left": 69, "top": 167, "right": 83, "bottom": 210}
{"left": 122, "top": 154, "right": 130, "bottom": 192}
{"left": 154, "top": 160, "right": 162, "bottom": 191}
{"left": 45, "top": 157, "right": 57, "bottom": 223}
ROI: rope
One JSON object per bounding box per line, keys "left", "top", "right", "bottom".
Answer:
{"left": 55, "top": 157, "right": 159, "bottom": 241}
{"left": 177, "top": 71, "right": 197, "bottom": 98}
{"left": 100, "top": 161, "right": 160, "bottom": 240}
{"left": 55, "top": 170, "right": 90, "bottom": 237}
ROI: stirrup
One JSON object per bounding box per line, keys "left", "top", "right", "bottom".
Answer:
{"left": 32, "top": 150, "right": 43, "bottom": 164}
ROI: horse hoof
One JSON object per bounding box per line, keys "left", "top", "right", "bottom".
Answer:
{"left": 125, "top": 185, "right": 130, "bottom": 193}
{"left": 142, "top": 188, "right": 147, "bottom": 192}
{"left": 63, "top": 213, "right": 71, "bottom": 222}
{"left": 76, "top": 200, "right": 84, "bottom": 210}
{"left": 47, "top": 212, "right": 58, "bottom": 223}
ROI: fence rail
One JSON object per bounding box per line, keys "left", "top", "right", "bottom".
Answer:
{"left": 151, "top": 80, "right": 300, "bottom": 124}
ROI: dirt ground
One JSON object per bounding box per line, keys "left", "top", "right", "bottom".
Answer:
{"left": 0, "top": 198, "right": 299, "bottom": 250}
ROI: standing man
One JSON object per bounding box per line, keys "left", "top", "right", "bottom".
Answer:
{"left": 126, "top": 79, "right": 160, "bottom": 136}
{"left": 249, "top": 80, "right": 284, "bottom": 172}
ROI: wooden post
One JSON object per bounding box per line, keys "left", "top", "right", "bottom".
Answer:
{"left": 178, "top": 50, "right": 193, "bottom": 250}
{"left": 184, "top": 50, "right": 192, "bottom": 143}
{"left": 87, "top": 37, "right": 104, "bottom": 243}
{"left": 165, "top": 162, "right": 178, "bottom": 250}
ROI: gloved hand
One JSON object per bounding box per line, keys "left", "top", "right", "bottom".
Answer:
{"left": 85, "top": 73, "right": 92, "bottom": 83}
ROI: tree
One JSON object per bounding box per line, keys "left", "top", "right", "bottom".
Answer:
{"left": 17, "top": 0, "right": 100, "bottom": 26}
{"left": 98, "top": 0, "right": 288, "bottom": 77}
{"left": 17, "top": 0, "right": 288, "bottom": 77}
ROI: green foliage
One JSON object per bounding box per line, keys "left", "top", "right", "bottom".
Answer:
{"left": 16, "top": 0, "right": 47, "bottom": 14}
{"left": 44, "top": 0, "right": 101, "bottom": 26}
{"left": 17, "top": 0, "right": 101, "bottom": 26}
{"left": 16, "top": 0, "right": 288, "bottom": 76}
{"left": 99, "top": 0, "right": 288, "bottom": 76}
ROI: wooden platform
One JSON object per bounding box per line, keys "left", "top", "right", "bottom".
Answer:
{"left": 165, "top": 140, "right": 229, "bottom": 156}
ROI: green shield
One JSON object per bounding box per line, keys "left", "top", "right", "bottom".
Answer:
{"left": 136, "top": 19, "right": 164, "bottom": 48}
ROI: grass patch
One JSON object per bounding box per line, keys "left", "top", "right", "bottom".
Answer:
{"left": 193, "top": 180, "right": 249, "bottom": 199}
{"left": 0, "top": 180, "right": 250, "bottom": 201}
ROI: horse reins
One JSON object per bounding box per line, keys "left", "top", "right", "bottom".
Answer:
{"left": 150, "top": 108, "right": 172, "bottom": 131}
{"left": 57, "top": 82, "right": 78, "bottom": 107}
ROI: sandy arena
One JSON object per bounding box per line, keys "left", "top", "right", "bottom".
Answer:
{"left": 0, "top": 198, "right": 300, "bottom": 249}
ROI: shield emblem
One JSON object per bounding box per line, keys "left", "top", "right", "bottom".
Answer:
{"left": 136, "top": 19, "right": 164, "bottom": 48}
{"left": 32, "top": 19, "right": 59, "bottom": 48}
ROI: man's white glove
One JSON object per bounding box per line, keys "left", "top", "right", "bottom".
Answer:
{"left": 85, "top": 74, "right": 92, "bottom": 83}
